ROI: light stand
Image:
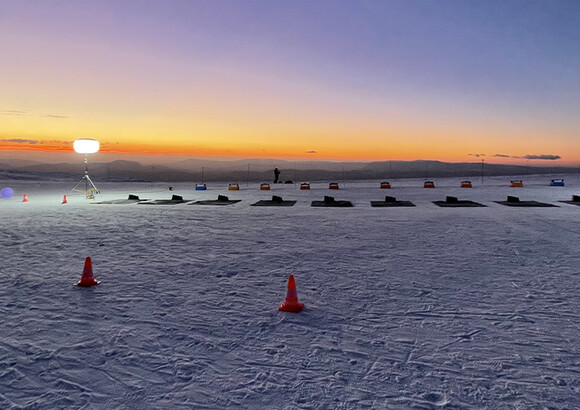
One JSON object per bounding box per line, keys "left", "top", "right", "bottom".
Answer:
{"left": 71, "top": 138, "right": 100, "bottom": 199}
{"left": 71, "top": 154, "right": 100, "bottom": 199}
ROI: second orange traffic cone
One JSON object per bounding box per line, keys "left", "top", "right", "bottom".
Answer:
{"left": 76, "top": 257, "right": 100, "bottom": 287}
{"left": 62, "top": 194, "right": 68, "bottom": 204}
{"left": 22, "top": 193, "right": 29, "bottom": 202}
{"left": 279, "top": 275, "right": 304, "bottom": 313}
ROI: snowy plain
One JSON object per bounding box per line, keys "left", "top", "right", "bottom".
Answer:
{"left": 1, "top": 174, "right": 579, "bottom": 409}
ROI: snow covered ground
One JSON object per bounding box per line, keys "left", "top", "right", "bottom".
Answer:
{"left": 1, "top": 174, "right": 579, "bottom": 409}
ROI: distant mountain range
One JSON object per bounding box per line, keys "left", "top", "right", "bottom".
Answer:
{"left": 0, "top": 158, "right": 577, "bottom": 182}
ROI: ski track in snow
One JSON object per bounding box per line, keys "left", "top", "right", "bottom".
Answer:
{"left": 1, "top": 175, "right": 579, "bottom": 409}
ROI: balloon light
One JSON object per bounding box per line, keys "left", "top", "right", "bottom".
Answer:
{"left": 73, "top": 139, "right": 100, "bottom": 154}
{"left": 1, "top": 187, "right": 14, "bottom": 199}
{"left": 71, "top": 138, "right": 100, "bottom": 199}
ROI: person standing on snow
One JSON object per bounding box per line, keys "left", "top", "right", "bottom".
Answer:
{"left": 274, "top": 167, "right": 281, "bottom": 183}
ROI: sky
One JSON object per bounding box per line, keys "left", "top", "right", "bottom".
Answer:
{"left": 1, "top": 0, "right": 579, "bottom": 165}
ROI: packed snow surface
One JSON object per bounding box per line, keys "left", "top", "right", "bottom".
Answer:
{"left": 1, "top": 175, "right": 579, "bottom": 409}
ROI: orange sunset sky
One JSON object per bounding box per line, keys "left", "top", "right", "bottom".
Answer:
{"left": 1, "top": 1, "right": 579, "bottom": 166}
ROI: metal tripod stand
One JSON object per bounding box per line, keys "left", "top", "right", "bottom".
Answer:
{"left": 71, "top": 154, "right": 100, "bottom": 199}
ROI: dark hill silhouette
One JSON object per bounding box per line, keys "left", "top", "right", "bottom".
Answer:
{"left": 0, "top": 157, "right": 576, "bottom": 182}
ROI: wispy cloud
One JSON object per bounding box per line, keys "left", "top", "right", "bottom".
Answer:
{"left": 493, "top": 154, "right": 562, "bottom": 161}
{"left": 0, "top": 138, "right": 40, "bottom": 145}
{"left": 40, "top": 114, "right": 70, "bottom": 119}
{"left": 0, "top": 139, "right": 72, "bottom": 146}
{"left": 523, "top": 154, "right": 560, "bottom": 160}
{"left": 468, "top": 153, "right": 486, "bottom": 158}
{"left": 51, "top": 140, "right": 72, "bottom": 145}
{"left": 493, "top": 153, "right": 561, "bottom": 160}
{"left": 0, "top": 109, "right": 69, "bottom": 119}
{"left": 0, "top": 110, "right": 27, "bottom": 116}
{"left": 306, "top": 150, "right": 317, "bottom": 154}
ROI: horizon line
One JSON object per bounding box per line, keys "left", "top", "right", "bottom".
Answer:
{"left": 1, "top": 151, "right": 579, "bottom": 169}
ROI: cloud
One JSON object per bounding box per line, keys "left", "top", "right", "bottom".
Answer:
{"left": 46, "top": 140, "right": 72, "bottom": 145}
{"left": 468, "top": 153, "right": 486, "bottom": 158}
{"left": 40, "top": 114, "right": 70, "bottom": 119}
{"left": 306, "top": 150, "right": 317, "bottom": 154}
{"left": 493, "top": 153, "right": 561, "bottom": 160}
{"left": 523, "top": 154, "right": 560, "bottom": 160}
{"left": 0, "top": 138, "right": 39, "bottom": 145}
{"left": 0, "top": 139, "right": 72, "bottom": 146}
{"left": 0, "top": 110, "right": 69, "bottom": 118}
{"left": 0, "top": 110, "right": 27, "bottom": 116}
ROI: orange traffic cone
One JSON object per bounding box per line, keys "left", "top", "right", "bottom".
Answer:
{"left": 22, "top": 193, "right": 29, "bottom": 202}
{"left": 279, "top": 275, "right": 304, "bottom": 313}
{"left": 62, "top": 194, "right": 68, "bottom": 204}
{"left": 76, "top": 257, "right": 100, "bottom": 287}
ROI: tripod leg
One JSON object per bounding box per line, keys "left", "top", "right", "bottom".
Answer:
{"left": 71, "top": 175, "right": 99, "bottom": 198}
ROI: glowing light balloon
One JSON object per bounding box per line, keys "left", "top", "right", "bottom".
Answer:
{"left": 73, "top": 138, "right": 100, "bottom": 154}
{"left": 1, "top": 187, "right": 14, "bottom": 199}
{"left": 71, "top": 138, "right": 100, "bottom": 198}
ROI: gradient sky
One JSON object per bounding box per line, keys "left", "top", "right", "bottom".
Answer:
{"left": 1, "top": 0, "right": 579, "bottom": 164}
